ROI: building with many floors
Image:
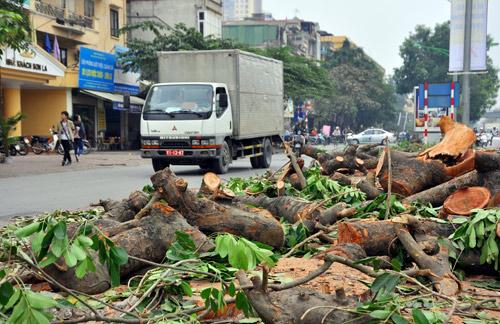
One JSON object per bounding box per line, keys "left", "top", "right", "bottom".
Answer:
{"left": 127, "top": 0, "right": 223, "bottom": 41}
{"left": 1, "top": 0, "right": 146, "bottom": 149}
{"left": 223, "top": 0, "right": 262, "bottom": 21}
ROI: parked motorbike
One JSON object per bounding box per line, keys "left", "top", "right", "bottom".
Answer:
{"left": 476, "top": 133, "right": 490, "bottom": 148}
{"left": 32, "top": 129, "right": 61, "bottom": 154}
{"left": 56, "top": 139, "right": 91, "bottom": 155}
{"left": 0, "top": 137, "right": 29, "bottom": 156}
{"left": 292, "top": 132, "right": 306, "bottom": 157}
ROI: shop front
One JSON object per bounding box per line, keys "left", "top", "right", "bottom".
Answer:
{"left": 1, "top": 45, "right": 67, "bottom": 137}
{"left": 74, "top": 46, "right": 143, "bottom": 150}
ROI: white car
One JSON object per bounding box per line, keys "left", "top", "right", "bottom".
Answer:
{"left": 347, "top": 128, "right": 396, "bottom": 145}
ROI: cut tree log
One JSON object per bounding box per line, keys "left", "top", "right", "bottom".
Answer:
{"left": 377, "top": 148, "right": 450, "bottom": 197}
{"left": 404, "top": 170, "right": 500, "bottom": 206}
{"left": 45, "top": 202, "right": 213, "bottom": 294}
{"left": 396, "top": 228, "right": 460, "bottom": 295}
{"left": 443, "top": 187, "right": 491, "bottom": 215}
{"left": 321, "top": 145, "right": 367, "bottom": 175}
{"left": 475, "top": 151, "right": 500, "bottom": 173}
{"left": 314, "top": 243, "right": 367, "bottom": 261}
{"left": 234, "top": 195, "right": 355, "bottom": 231}
{"left": 99, "top": 190, "right": 149, "bottom": 222}
{"left": 151, "top": 168, "right": 285, "bottom": 248}
{"left": 198, "top": 172, "right": 235, "bottom": 200}
{"left": 284, "top": 142, "right": 307, "bottom": 190}
{"left": 418, "top": 116, "right": 476, "bottom": 162}
{"left": 236, "top": 270, "right": 368, "bottom": 324}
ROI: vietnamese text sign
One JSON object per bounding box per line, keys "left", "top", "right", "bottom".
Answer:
{"left": 78, "top": 47, "right": 116, "bottom": 92}
{"left": 449, "top": 0, "right": 488, "bottom": 72}
{"left": 415, "top": 83, "right": 460, "bottom": 132}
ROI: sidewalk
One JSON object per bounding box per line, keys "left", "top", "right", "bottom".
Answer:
{"left": 0, "top": 151, "right": 148, "bottom": 178}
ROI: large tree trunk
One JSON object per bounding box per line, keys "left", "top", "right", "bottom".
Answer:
{"left": 151, "top": 168, "right": 285, "bottom": 248}
{"left": 377, "top": 149, "right": 451, "bottom": 196}
{"left": 234, "top": 195, "right": 355, "bottom": 231}
{"left": 45, "top": 203, "right": 213, "bottom": 294}
{"left": 443, "top": 186, "right": 491, "bottom": 215}
{"left": 236, "top": 271, "right": 368, "bottom": 324}
{"left": 475, "top": 151, "right": 500, "bottom": 173}
{"left": 404, "top": 170, "right": 500, "bottom": 206}
{"left": 99, "top": 190, "right": 149, "bottom": 222}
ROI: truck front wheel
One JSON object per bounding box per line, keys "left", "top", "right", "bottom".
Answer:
{"left": 152, "top": 158, "right": 170, "bottom": 172}
{"left": 250, "top": 138, "right": 272, "bottom": 169}
{"left": 211, "top": 141, "right": 231, "bottom": 174}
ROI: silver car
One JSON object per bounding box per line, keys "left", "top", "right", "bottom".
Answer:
{"left": 347, "top": 128, "right": 396, "bottom": 144}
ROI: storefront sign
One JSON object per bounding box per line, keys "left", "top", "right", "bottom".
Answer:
{"left": 113, "top": 45, "right": 140, "bottom": 95}
{"left": 112, "top": 102, "right": 142, "bottom": 113}
{"left": 0, "top": 46, "right": 65, "bottom": 77}
{"left": 78, "top": 47, "right": 116, "bottom": 92}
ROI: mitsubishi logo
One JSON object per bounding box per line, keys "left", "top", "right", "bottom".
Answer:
{"left": 172, "top": 126, "right": 177, "bottom": 131}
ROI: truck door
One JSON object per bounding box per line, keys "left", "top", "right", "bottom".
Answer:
{"left": 214, "top": 87, "right": 232, "bottom": 138}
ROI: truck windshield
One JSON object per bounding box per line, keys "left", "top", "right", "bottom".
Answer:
{"left": 143, "top": 85, "right": 213, "bottom": 120}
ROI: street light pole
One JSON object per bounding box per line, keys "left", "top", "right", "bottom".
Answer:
{"left": 461, "top": 0, "right": 473, "bottom": 125}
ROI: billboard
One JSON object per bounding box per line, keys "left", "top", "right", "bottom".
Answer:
{"left": 78, "top": 47, "right": 116, "bottom": 92}
{"left": 449, "top": 0, "right": 488, "bottom": 72}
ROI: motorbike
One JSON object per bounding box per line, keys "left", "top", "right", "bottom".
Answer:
{"left": 476, "top": 133, "right": 489, "bottom": 148}
{"left": 0, "top": 137, "right": 29, "bottom": 156}
{"left": 291, "top": 132, "right": 306, "bottom": 157}
{"left": 31, "top": 129, "right": 61, "bottom": 154}
{"left": 57, "top": 139, "right": 91, "bottom": 155}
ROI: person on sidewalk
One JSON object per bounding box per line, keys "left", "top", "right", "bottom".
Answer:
{"left": 73, "top": 114, "right": 86, "bottom": 162}
{"left": 56, "top": 111, "right": 75, "bottom": 166}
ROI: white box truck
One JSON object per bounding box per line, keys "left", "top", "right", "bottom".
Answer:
{"left": 140, "top": 50, "right": 284, "bottom": 173}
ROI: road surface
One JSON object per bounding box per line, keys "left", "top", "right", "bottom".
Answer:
{"left": 0, "top": 152, "right": 292, "bottom": 225}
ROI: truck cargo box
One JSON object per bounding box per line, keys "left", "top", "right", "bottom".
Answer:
{"left": 157, "top": 50, "right": 284, "bottom": 140}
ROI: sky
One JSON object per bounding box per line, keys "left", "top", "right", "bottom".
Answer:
{"left": 264, "top": 0, "right": 500, "bottom": 107}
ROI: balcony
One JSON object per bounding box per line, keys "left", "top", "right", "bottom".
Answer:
{"left": 34, "top": 0, "right": 94, "bottom": 30}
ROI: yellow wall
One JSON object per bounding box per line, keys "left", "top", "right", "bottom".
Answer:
{"left": 21, "top": 89, "right": 68, "bottom": 136}
{"left": 3, "top": 88, "right": 22, "bottom": 136}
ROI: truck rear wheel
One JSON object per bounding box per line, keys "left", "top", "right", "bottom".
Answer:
{"left": 250, "top": 138, "right": 272, "bottom": 169}
{"left": 152, "top": 158, "right": 170, "bottom": 172}
{"left": 211, "top": 141, "right": 231, "bottom": 174}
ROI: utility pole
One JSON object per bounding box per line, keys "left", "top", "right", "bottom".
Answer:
{"left": 461, "top": 0, "right": 473, "bottom": 125}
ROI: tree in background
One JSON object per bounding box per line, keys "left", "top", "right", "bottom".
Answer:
{"left": 0, "top": 0, "right": 31, "bottom": 158}
{"left": 317, "top": 42, "right": 398, "bottom": 131}
{"left": 393, "top": 22, "right": 499, "bottom": 121}
{"left": 119, "top": 22, "right": 332, "bottom": 102}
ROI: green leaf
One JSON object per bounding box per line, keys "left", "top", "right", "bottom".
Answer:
{"left": 14, "top": 222, "right": 40, "bottom": 238}
{"left": 0, "top": 282, "right": 14, "bottom": 305}
{"left": 31, "top": 232, "right": 45, "bottom": 254}
{"left": 64, "top": 250, "right": 77, "bottom": 268}
{"left": 370, "top": 310, "right": 391, "bottom": 319}
{"left": 109, "top": 261, "right": 121, "bottom": 287}
{"left": 70, "top": 243, "right": 87, "bottom": 261}
{"left": 412, "top": 308, "right": 430, "bottom": 324}
{"left": 468, "top": 226, "right": 477, "bottom": 248}
{"left": 51, "top": 238, "right": 64, "bottom": 258}
{"left": 229, "top": 241, "right": 249, "bottom": 270}
{"left": 77, "top": 235, "right": 94, "bottom": 247}
{"left": 392, "top": 314, "right": 409, "bottom": 324}
{"left": 4, "top": 288, "right": 20, "bottom": 310}
{"left": 53, "top": 222, "right": 67, "bottom": 240}
{"left": 109, "top": 246, "right": 128, "bottom": 265}
{"left": 235, "top": 291, "right": 251, "bottom": 317}
{"left": 25, "top": 291, "right": 58, "bottom": 309}
{"left": 30, "top": 308, "right": 51, "bottom": 324}
{"left": 39, "top": 253, "right": 58, "bottom": 268}
{"left": 6, "top": 296, "right": 26, "bottom": 324}
{"left": 75, "top": 260, "right": 88, "bottom": 279}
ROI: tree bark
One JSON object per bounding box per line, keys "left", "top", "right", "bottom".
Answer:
{"left": 236, "top": 271, "right": 368, "bottom": 324}
{"left": 475, "top": 151, "right": 500, "bottom": 173}
{"left": 151, "top": 168, "right": 285, "bottom": 248}
{"left": 99, "top": 190, "right": 149, "bottom": 222}
{"left": 377, "top": 149, "right": 450, "bottom": 197}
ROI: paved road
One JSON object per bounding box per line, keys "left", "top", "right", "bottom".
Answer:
{"left": 0, "top": 153, "right": 291, "bottom": 225}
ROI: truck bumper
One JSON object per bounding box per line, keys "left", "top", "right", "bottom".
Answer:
{"left": 141, "top": 148, "right": 218, "bottom": 163}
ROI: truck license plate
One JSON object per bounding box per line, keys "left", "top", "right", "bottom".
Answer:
{"left": 166, "top": 149, "right": 184, "bottom": 156}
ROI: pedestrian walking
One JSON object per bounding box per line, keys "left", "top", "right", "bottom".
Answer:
{"left": 73, "top": 114, "right": 86, "bottom": 162}
{"left": 56, "top": 111, "right": 75, "bottom": 166}
{"left": 332, "top": 126, "right": 341, "bottom": 146}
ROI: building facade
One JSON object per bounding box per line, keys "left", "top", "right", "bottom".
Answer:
{"left": 127, "top": 0, "right": 223, "bottom": 41}
{"left": 223, "top": 18, "right": 321, "bottom": 60}
{"left": 223, "top": 0, "right": 262, "bottom": 21}
{"left": 1, "top": 0, "right": 145, "bottom": 149}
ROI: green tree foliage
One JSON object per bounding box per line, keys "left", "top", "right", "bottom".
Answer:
{"left": 0, "top": 113, "right": 25, "bottom": 158}
{"left": 318, "top": 43, "right": 398, "bottom": 130}
{"left": 393, "top": 22, "right": 499, "bottom": 121}
{"left": 0, "top": 0, "right": 31, "bottom": 58}
{"left": 119, "top": 22, "right": 331, "bottom": 100}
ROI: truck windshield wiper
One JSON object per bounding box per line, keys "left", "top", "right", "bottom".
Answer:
{"left": 144, "top": 109, "right": 175, "bottom": 117}
{"left": 176, "top": 110, "right": 204, "bottom": 117}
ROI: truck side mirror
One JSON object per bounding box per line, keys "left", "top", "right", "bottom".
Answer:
{"left": 218, "top": 93, "right": 228, "bottom": 108}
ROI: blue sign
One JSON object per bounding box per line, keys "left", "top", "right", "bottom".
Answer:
{"left": 78, "top": 47, "right": 116, "bottom": 92}
{"left": 418, "top": 83, "right": 460, "bottom": 108}
{"left": 112, "top": 102, "right": 142, "bottom": 113}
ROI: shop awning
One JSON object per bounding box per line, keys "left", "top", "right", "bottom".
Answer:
{"left": 80, "top": 90, "right": 144, "bottom": 105}
{"left": 80, "top": 90, "right": 145, "bottom": 113}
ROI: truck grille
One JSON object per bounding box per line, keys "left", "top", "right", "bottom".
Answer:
{"left": 161, "top": 140, "right": 191, "bottom": 148}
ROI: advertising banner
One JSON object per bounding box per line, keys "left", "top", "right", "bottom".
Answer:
{"left": 415, "top": 83, "right": 460, "bottom": 133}
{"left": 449, "top": 0, "right": 488, "bottom": 72}
{"left": 78, "top": 47, "right": 116, "bottom": 92}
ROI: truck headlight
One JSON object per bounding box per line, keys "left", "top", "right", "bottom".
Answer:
{"left": 192, "top": 140, "right": 200, "bottom": 146}
{"left": 201, "top": 139, "right": 209, "bottom": 145}
{"left": 142, "top": 139, "right": 151, "bottom": 146}
{"left": 209, "top": 138, "right": 216, "bottom": 145}
{"left": 150, "top": 139, "right": 160, "bottom": 146}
